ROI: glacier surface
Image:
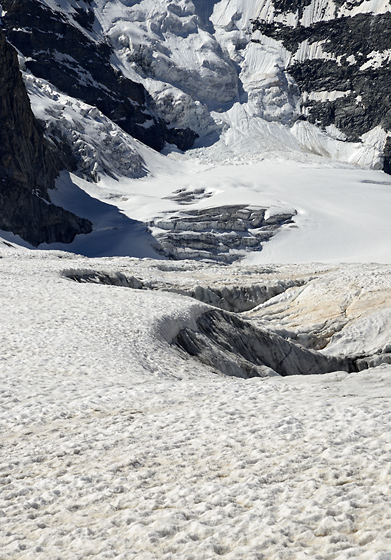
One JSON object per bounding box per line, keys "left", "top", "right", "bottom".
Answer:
{"left": 1, "top": 3, "right": 391, "bottom": 559}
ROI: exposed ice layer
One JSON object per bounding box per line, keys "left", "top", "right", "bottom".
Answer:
{"left": 177, "top": 278, "right": 305, "bottom": 312}
{"left": 248, "top": 0, "right": 391, "bottom": 170}
{"left": 64, "top": 268, "right": 144, "bottom": 289}
{"left": 210, "top": 1, "right": 302, "bottom": 126}
{"left": 239, "top": 39, "right": 300, "bottom": 124}
{"left": 175, "top": 307, "right": 352, "bottom": 377}
{"left": 5, "top": 0, "right": 391, "bottom": 261}
{"left": 149, "top": 205, "right": 296, "bottom": 262}
{"left": 96, "top": 0, "right": 345, "bottom": 144}
{"left": 61, "top": 257, "right": 391, "bottom": 370}
{"left": 63, "top": 265, "right": 306, "bottom": 312}
{"left": 246, "top": 263, "right": 391, "bottom": 365}
{"left": 143, "top": 80, "right": 218, "bottom": 137}
{"left": 22, "top": 148, "right": 390, "bottom": 264}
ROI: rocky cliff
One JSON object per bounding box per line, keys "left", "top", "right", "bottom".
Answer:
{"left": 0, "top": 0, "right": 196, "bottom": 152}
{"left": 251, "top": 0, "right": 391, "bottom": 170}
{"left": 0, "top": 29, "right": 92, "bottom": 246}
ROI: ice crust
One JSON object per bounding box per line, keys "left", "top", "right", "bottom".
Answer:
{"left": 1, "top": 251, "right": 391, "bottom": 559}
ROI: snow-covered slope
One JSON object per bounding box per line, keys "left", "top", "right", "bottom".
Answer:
{"left": 1, "top": 248, "right": 391, "bottom": 559}
{"left": 2, "top": 3, "right": 391, "bottom": 555}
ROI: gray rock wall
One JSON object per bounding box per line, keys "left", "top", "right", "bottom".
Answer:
{"left": 0, "top": 29, "right": 92, "bottom": 246}
{"left": 251, "top": 3, "right": 391, "bottom": 170}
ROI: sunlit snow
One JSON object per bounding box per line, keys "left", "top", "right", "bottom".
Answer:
{"left": 1, "top": 251, "right": 391, "bottom": 559}
{"left": 2, "top": 0, "right": 391, "bottom": 558}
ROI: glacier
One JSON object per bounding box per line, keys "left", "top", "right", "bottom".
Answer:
{"left": 1, "top": 0, "right": 390, "bottom": 261}
{"left": 1, "top": 248, "right": 391, "bottom": 559}
{"left": 1, "top": 1, "right": 391, "bottom": 559}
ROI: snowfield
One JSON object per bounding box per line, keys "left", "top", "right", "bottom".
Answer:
{"left": 2, "top": 0, "right": 391, "bottom": 558}
{"left": 2, "top": 53, "right": 391, "bottom": 560}
{"left": 19, "top": 67, "right": 391, "bottom": 264}
{"left": 1, "top": 250, "right": 391, "bottom": 559}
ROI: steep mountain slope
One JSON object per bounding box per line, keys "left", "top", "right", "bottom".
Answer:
{"left": 0, "top": 29, "right": 92, "bottom": 246}
{"left": 3, "top": 0, "right": 391, "bottom": 175}
{"left": 93, "top": 0, "right": 391, "bottom": 169}
{"left": 1, "top": 0, "right": 391, "bottom": 254}
{"left": 0, "top": 0, "right": 197, "bottom": 152}
{"left": 250, "top": 0, "right": 391, "bottom": 170}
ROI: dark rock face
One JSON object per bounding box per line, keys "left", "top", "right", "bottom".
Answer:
{"left": 251, "top": 3, "right": 391, "bottom": 171}
{"left": 0, "top": 0, "right": 197, "bottom": 152}
{"left": 272, "top": 0, "right": 312, "bottom": 15}
{"left": 0, "top": 29, "right": 92, "bottom": 246}
{"left": 0, "top": 30, "right": 56, "bottom": 199}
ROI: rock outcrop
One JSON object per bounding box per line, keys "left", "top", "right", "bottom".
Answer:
{"left": 0, "top": 29, "right": 92, "bottom": 246}
{"left": 251, "top": 0, "right": 391, "bottom": 170}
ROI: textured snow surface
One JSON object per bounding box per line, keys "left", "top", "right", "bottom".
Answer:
{"left": 1, "top": 251, "right": 391, "bottom": 559}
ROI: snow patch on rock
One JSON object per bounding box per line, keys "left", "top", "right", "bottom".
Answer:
{"left": 25, "top": 72, "right": 152, "bottom": 181}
